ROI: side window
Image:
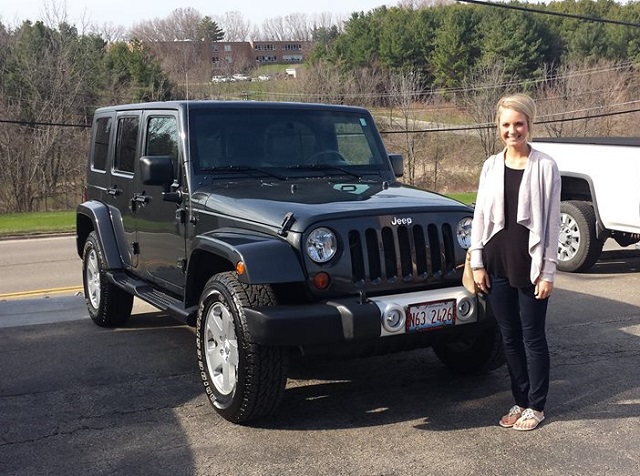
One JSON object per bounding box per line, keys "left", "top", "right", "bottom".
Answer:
{"left": 92, "top": 117, "right": 111, "bottom": 171}
{"left": 146, "top": 116, "right": 180, "bottom": 178}
{"left": 146, "top": 116, "right": 178, "bottom": 159}
{"left": 114, "top": 116, "right": 139, "bottom": 174}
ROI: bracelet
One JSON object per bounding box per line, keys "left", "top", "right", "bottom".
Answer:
{"left": 472, "top": 267, "right": 484, "bottom": 271}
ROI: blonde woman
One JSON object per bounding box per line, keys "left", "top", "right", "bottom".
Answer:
{"left": 470, "top": 93, "right": 561, "bottom": 431}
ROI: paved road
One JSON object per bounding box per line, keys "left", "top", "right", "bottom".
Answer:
{"left": 0, "top": 238, "right": 639, "bottom": 475}
{"left": 0, "top": 235, "right": 81, "bottom": 296}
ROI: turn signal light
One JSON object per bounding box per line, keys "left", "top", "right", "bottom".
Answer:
{"left": 312, "top": 272, "right": 330, "bottom": 290}
{"left": 235, "top": 261, "right": 246, "bottom": 275}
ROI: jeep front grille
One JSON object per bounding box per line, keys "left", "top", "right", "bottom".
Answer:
{"left": 348, "top": 223, "right": 456, "bottom": 285}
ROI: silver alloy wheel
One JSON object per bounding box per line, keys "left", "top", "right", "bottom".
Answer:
{"left": 558, "top": 212, "right": 581, "bottom": 262}
{"left": 204, "top": 301, "right": 239, "bottom": 396}
{"left": 85, "top": 248, "right": 101, "bottom": 309}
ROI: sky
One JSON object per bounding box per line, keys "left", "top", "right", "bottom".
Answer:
{"left": 1, "top": 0, "right": 396, "bottom": 28}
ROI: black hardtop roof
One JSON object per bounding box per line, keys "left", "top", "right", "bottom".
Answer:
{"left": 94, "top": 100, "right": 371, "bottom": 115}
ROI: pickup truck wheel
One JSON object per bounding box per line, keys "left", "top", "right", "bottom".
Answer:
{"left": 196, "top": 272, "right": 288, "bottom": 424}
{"left": 82, "top": 231, "right": 133, "bottom": 327}
{"left": 558, "top": 200, "right": 604, "bottom": 272}
{"left": 432, "top": 325, "right": 505, "bottom": 375}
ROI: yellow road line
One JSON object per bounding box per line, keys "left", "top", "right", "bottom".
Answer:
{"left": 0, "top": 286, "right": 84, "bottom": 300}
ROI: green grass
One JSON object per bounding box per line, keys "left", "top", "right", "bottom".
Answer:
{"left": 447, "top": 192, "right": 477, "bottom": 205}
{"left": 0, "top": 211, "right": 75, "bottom": 237}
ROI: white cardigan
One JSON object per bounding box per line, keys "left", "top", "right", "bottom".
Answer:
{"left": 470, "top": 147, "right": 561, "bottom": 284}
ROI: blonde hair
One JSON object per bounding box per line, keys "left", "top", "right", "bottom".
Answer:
{"left": 495, "top": 93, "right": 537, "bottom": 141}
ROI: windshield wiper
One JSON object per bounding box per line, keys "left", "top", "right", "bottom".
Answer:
{"left": 201, "top": 165, "right": 286, "bottom": 180}
{"left": 285, "top": 163, "right": 361, "bottom": 179}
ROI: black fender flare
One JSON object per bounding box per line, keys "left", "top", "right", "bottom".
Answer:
{"left": 189, "top": 233, "right": 305, "bottom": 285}
{"left": 184, "top": 233, "right": 306, "bottom": 309}
{"left": 76, "top": 201, "right": 124, "bottom": 270}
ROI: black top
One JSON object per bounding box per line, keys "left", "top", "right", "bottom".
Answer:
{"left": 484, "top": 165, "right": 532, "bottom": 287}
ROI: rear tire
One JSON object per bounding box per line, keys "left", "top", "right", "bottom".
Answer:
{"left": 196, "top": 272, "right": 288, "bottom": 424}
{"left": 557, "top": 201, "right": 604, "bottom": 272}
{"left": 82, "top": 231, "right": 133, "bottom": 327}
{"left": 433, "top": 324, "right": 505, "bottom": 375}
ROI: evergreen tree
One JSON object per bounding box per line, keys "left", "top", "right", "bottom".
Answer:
{"left": 198, "top": 16, "right": 225, "bottom": 42}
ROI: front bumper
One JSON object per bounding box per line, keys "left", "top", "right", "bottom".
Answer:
{"left": 243, "top": 286, "right": 489, "bottom": 347}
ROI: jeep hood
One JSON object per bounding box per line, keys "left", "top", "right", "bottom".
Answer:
{"left": 197, "top": 180, "right": 471, "bottom": 232}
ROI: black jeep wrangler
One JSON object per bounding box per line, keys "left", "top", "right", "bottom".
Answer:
{"left": 77, "top": 101, "right": 504, "bottom": 423}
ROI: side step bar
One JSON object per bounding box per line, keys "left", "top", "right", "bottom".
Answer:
{"left": 108, "top": 271, "right": 198, "bottom": 325}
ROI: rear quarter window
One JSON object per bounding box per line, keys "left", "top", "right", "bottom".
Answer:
{"left": 114, "top": 116, "right": 139, "bottom": 174}
{"left": 92, "top": 117, "right": 112, "bottom": 171}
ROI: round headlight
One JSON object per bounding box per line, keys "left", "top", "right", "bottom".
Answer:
{"left": 306, "top": 227, "right": 337, "bottom": 263}
{"left": 457, "top": 217, "right": 473, "bottom": 249}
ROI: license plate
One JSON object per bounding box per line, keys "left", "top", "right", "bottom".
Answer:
{"left": 406, "top": 299, "right": 456, "bottom": 332}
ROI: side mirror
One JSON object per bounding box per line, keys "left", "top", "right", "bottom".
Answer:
{"left": 388, "top": 153, "right": 404, "bottom": 178}
{"left": 140, "top": 156, "right": 174, "bottom": 186}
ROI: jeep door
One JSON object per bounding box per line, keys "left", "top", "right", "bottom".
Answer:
{"left": 108, "top": 111, "right": 142, "bottom": 269}
{"left": 133, "top": 111, "right": 186, "bottom": 293}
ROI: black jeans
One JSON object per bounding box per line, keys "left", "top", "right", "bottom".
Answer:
{"left": 486, "top": 275, "right": 550, "bottom": 412}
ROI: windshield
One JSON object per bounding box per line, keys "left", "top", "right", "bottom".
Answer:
{"left": 189, "top": 107, "right": 387, "bottom": 176}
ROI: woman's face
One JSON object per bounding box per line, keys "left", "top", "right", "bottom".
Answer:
{"left": 498, "top": 107, "right": 529, "bottom": 149}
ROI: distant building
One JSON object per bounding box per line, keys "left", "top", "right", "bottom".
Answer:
{"left": 142, "top": 39, "right": 314, "bottom": 83}
{"left": 212, "top": 40, "right": 313, "bottom": 72}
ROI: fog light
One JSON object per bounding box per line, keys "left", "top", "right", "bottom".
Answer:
{"left": 457, "top": 297, "right": 475, "bottom": 321}
{"left": 382, "top": 304, "right": 405, "bottom": 333}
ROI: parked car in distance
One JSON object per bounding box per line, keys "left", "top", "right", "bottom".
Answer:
{"left": 232, "top": 73, "right": 251, "bottom": 82}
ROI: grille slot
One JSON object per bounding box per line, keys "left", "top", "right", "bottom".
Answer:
{"left": 349, "top": 223, "right": 456, "bottom": 285}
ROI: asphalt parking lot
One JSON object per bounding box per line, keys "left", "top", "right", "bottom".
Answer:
{"left": 0, "top": 243, "right": 639, "bottom": 476}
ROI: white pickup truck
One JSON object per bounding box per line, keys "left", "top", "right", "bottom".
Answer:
{"left": 533, "top": 137, "right": 640, "bottom": 272}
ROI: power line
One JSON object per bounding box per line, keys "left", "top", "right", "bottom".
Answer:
{"left": 5, "top": 100, "right": 640, "bottom": 131}
{"left": 0, "top": 118, "right": 90, "bottom": 128}
{"left": 456, "top": 0, "right": 640, "bottom": 28}
{"left": 379, "top": 106, "right": 640, "bottom": 135}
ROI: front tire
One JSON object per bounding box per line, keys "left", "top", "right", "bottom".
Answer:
{"left": 433, "top": 324, "right": 505, "bottom": 375}
{"left": 82, "top": 231, "right": 133, "bottom": 327}
{"left": 196, "top": 272, "right": 288, "bottom": 424}
{"left": 557, "top": 200, "right": 604, "bottom": 272}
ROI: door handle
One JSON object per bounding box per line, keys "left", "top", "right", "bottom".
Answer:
{"left": 130, "top": 193, "right": 149, "bottom": 212}
{"left": 133, "top": 193, "right": 149, "bottom": 204}
{"left": 107, "top": 186, "right": 122, "bottom": 196}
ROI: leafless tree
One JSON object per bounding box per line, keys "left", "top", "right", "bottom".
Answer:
{"left": 129, "top": 7, "right": 203, "bottom": 42}
{"left": 301, "top": 60, "right": 353, "bottom": 103}
{"left": 91, "top": 22, "right": 126, "bottom": 43}
{"left": 284, "top": 13, "right": 312, "bottom": 41}
{"left": 311, "top": 12, "right": 344, "bottom": 31}
{"left": 386, "top": 69, "right": 427, "bottom": 186}
{"left": 257, "top": 14, "right": 316, "bottom": 41}
{"left": 259, "top": 16, "right": 287, "bottom": 41}
{"left": 536, "top": 60, "right": 635, "bottom": 138}
{"left": 217, "top": 11, "right": 251, "bottom": 42}
{"left": 397, "top": 0, "right": 455, "bottom": 9}
{"left": 131, "top": 8, "right": 215, "bottom": 84}
{"left": 456, "top": 60, "right": 514, "bottom": 159}
{"left": 0, "top": 21, "right": 91, "bottom": 212}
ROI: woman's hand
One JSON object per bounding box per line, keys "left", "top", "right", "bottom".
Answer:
{"left": 535, "top": 280, "right": 554, "bottom": 300}
{"left": 473, "top": 268, "right": 491, "bottom": 294}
